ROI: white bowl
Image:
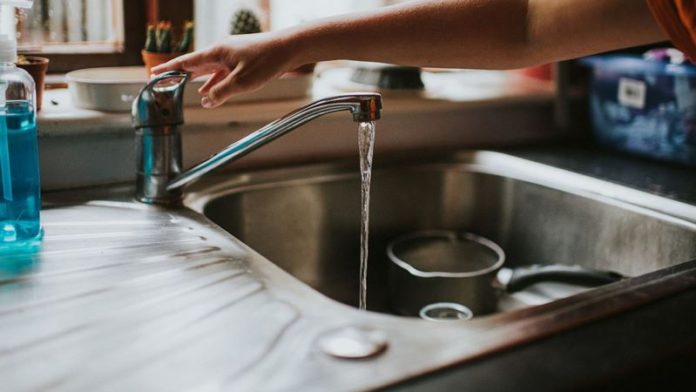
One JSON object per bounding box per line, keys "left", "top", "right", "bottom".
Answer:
{"left": 66, "top": 66, "right": 313, "bottom": 112}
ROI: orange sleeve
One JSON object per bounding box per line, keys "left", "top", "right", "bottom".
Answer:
{"left": 646, "top": 0, "right": 696, "bottom": 61}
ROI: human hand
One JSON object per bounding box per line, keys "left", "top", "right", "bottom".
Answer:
{"left": 151, "top": 32, "right": 297, "bottom": 108}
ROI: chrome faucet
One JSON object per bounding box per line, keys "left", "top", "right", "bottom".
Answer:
{"left": 132, "top": 71, "right": 383, "bottom": 206}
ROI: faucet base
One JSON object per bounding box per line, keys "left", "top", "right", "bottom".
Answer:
{"left": 136, "top": 195, "right": 183, "bottom": 207}
{"left": 136, "top": 172, "right": 183, "bottom": 206}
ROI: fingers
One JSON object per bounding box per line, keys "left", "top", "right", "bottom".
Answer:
{"left": 150, "top": 49, "right": 219, "bottom": 76}
{"left": 150, "top": 52, "right": 197, "bottom": 75}
{"left": 198, "top": 70, "right": 229, "bottom": 95}
{"left": 203, "top": 71, "right": 254, "bottom": 108}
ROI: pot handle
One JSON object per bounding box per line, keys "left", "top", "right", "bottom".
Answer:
{"left": 503, "top": 265, "right": 625, "bottom": 293}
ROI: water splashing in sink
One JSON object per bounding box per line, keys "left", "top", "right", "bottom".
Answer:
{"left": 358, "top": 121, "right": 376, "bottom": 310}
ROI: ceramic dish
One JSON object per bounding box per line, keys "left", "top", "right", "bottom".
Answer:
{"left": 66, "top": 66, "right": 313, "bottom": 112}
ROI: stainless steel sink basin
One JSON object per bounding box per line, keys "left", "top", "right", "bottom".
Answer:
{"left": 6, "top": 152, "right": 695, "bottom": 391}
{"left": 188, "top": 151, "right": 696, "bottom": 318}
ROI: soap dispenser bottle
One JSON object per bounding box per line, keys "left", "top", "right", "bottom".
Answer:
{"left": 0, "top": 33, "right": 41, "bottom": 251}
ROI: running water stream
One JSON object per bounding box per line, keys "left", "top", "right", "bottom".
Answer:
{"left": 358, "top": 121, "right": 376, "bottom": 310}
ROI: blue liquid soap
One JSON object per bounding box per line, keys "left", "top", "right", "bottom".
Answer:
{"left": 0, "top": 100, "right": 41, "bottom": 251}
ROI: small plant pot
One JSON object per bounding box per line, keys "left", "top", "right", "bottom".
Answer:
{"left": 16, "top": 56, "right": 49, "bottom": 111}
{"left": 141, "top": 50, "right": 181, "bottom": 77}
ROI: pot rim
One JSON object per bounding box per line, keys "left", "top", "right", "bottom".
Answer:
{"left": 16, "top": 56, "right": 49, "bottom": 67}
{"left": 386, "top": 230, "right": 505, "bottom": 278}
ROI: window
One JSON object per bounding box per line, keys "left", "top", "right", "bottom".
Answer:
{"left": 5, "top": 0, "right": 402, "bottom": 73}
{"left": 195, "top": 0, "right": 405, "bottom": 51}
{"left": 269, "top": 0, "right": 385, "bottom": 30}
{"left": 15, "top": 0, "right": 124, "bottom": 53}
{"left": 1, "top": 0, "right": 168, "bottom": 73}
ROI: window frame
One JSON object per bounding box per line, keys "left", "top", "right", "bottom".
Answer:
{"left": 18, "top": 0, "right": 193, "bottom": 74}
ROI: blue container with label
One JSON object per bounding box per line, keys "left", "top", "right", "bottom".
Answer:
{"left": 582, "top": 49, "right": 696, "bottom": 165}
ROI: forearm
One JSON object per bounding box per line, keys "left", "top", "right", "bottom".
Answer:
{"left": 152, "top": 0, "right": 667, "bottom": 107}
{"left": 287, "top": 0, "right": 665, "bottom": 70}
{"left": 527, "top": 0, "right": 665, "bottom": 64}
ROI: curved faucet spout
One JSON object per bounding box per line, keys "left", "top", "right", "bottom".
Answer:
{"left": 166, "top": 93, "right": 382, "bottom": 192}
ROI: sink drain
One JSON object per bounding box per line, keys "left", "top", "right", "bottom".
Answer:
{"left": 316, "top": 326, "right": 388, "bottom": 359}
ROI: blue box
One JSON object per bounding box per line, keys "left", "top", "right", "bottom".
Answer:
{"left": 582, "top": 53, "right": 696, "bottom": 165}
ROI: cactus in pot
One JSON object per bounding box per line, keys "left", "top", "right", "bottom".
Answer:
{"left": 142, "top": 20, "right": 194, "bottom": 76}
{"left": 156, "top": 21, "right": 173, "bottom": 53}
{"left": 177, "top": 21, "right": 194, "bottom": 53}
{"left": 145, "top": 25, "right": 158, "bottom": 53}
{"left": 230, "top": 8, "right": 262, "bottom": 35}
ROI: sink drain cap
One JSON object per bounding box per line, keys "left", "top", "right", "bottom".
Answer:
{"left": 316, "top": 325, "right": 388, "bottom": 359}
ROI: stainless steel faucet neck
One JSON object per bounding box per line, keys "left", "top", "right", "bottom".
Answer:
{"left": 132, "top": 73, "right": 382, "bottom": 206}
{"left": 166, "top": 93, "right": 382, "bottom": 192}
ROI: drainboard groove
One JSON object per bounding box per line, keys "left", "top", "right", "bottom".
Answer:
{"left": 0, "top": 271, "right": 253, "bottom": 357}
{"left": 49, "top": 282, "right": 269, "bottom": 392}
{"left": 0, "top": 253, "right": 234, "bottom": 288}
{"left": 36, "top": 237, "right": 205, "bottom": 257}
{"left": 82, "top": 296, "right": 297, "bottom": 392}
{"left": 0, "top": 244, "right": 223, "bottom": 285}
{"left": 0, "top": 254, "right": 243, "bottom": 316}
{"left": 0, "top": 274, "right": 263, "bottom": 376}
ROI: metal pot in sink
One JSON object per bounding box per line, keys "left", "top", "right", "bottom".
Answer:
{"left": 386, "top": 230, "right": 624, "bottom": 319}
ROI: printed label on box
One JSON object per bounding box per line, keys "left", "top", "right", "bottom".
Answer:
{"left": 618, "top": 78, "right": 646, "bottom": 109}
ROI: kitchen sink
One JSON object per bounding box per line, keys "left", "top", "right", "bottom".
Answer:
{"left": 188, "top": 151, "right": 696, "bottom": 319}
{"left": 6, "top": 151, "right": 696, "bottom": 391}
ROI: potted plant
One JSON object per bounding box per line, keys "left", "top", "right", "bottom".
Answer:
{"left": 230, "top": 8, "right": 262, "bottom": 36}
{"left": 16, "top": 55, "right": 49, "bottom": 111}
{"left": 142, "top": 21, "right": 194, "bottom": 76}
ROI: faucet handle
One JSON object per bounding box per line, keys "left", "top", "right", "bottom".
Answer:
{"left": 132, "top": 71, "right": 189, "bottom": 129}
